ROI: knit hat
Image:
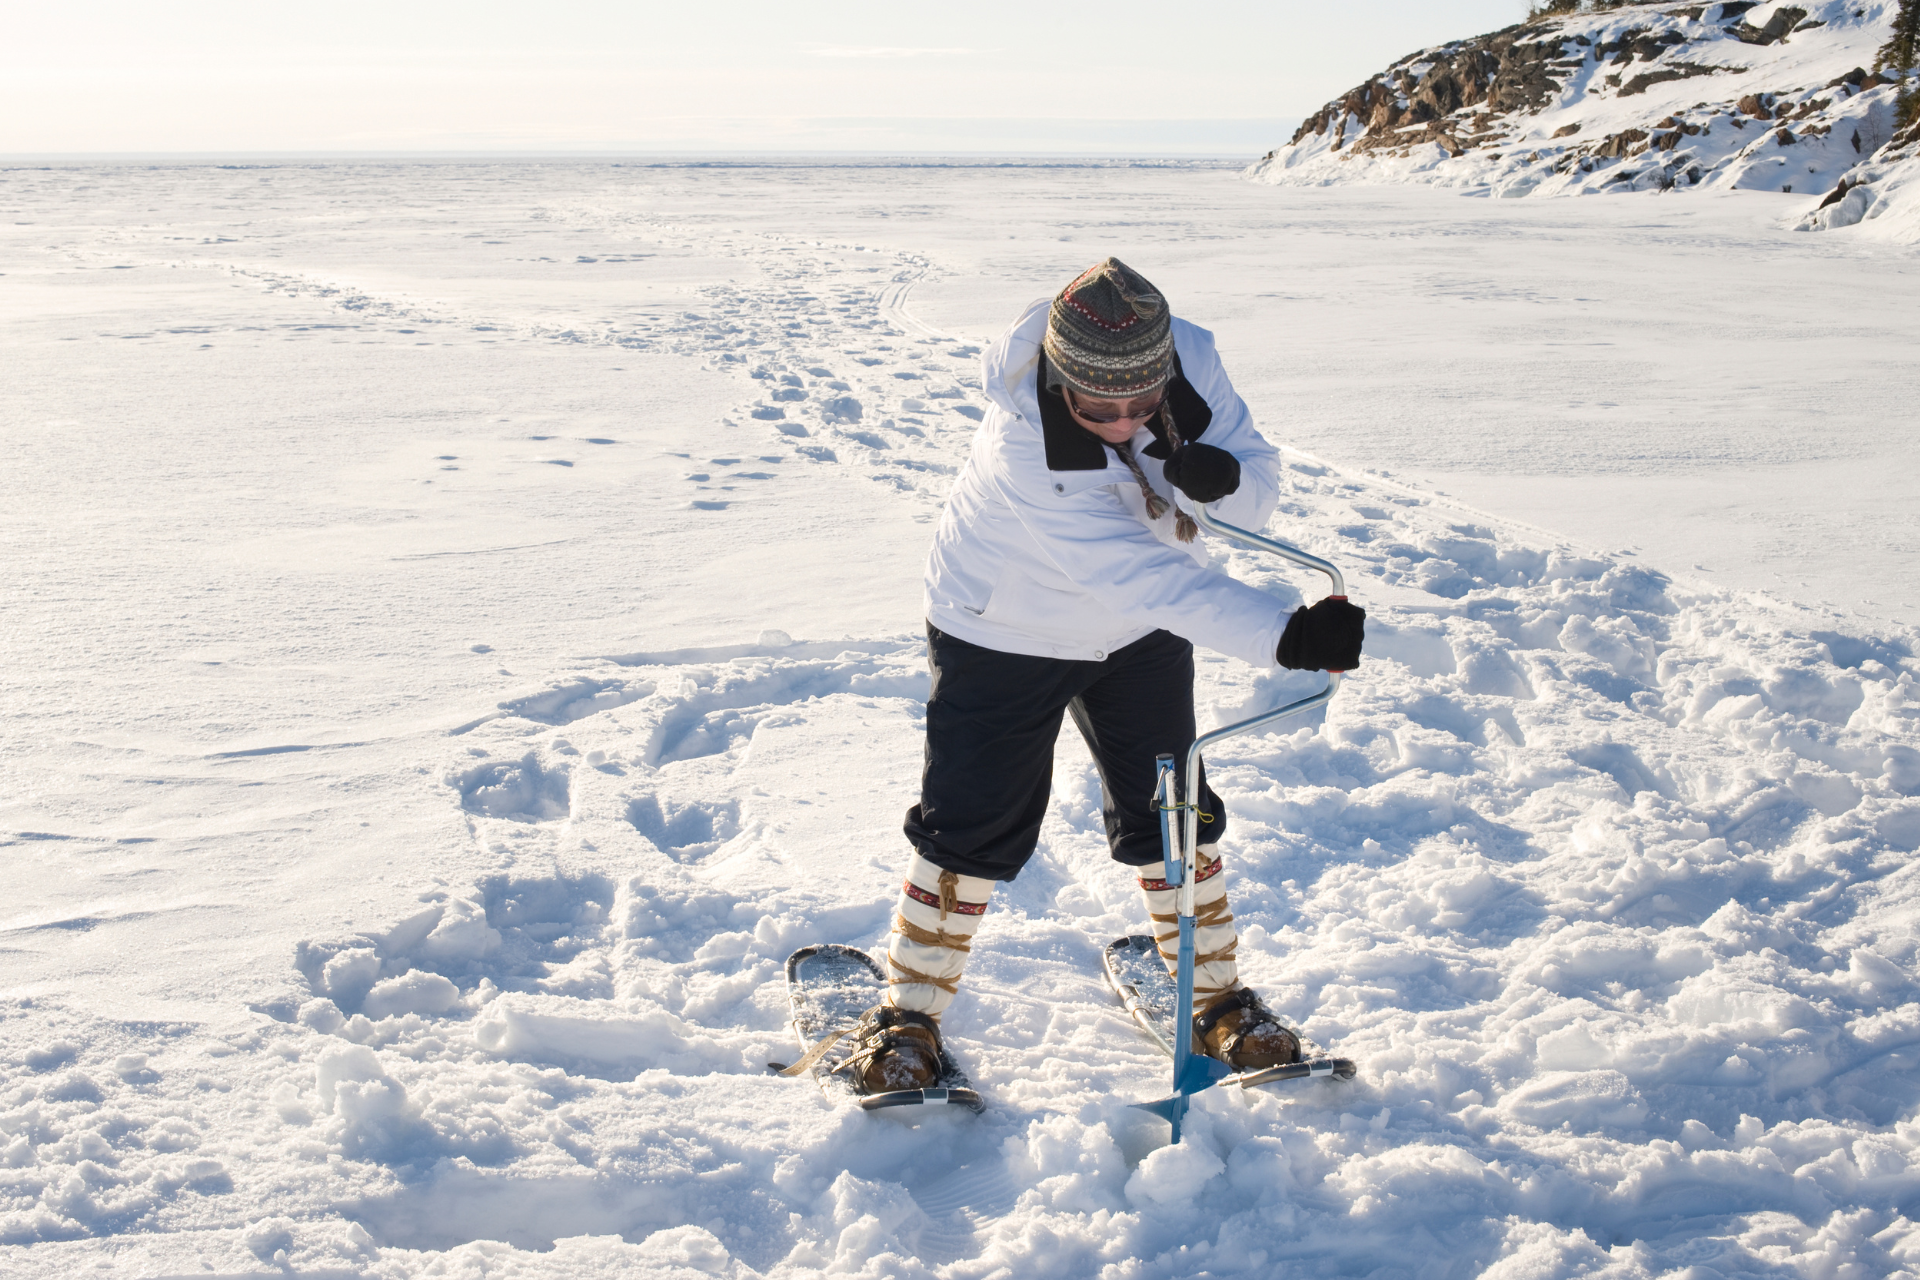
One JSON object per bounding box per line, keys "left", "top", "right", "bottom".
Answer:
{"left": 1042, "top": 258, "right": 1174, "bottom": 400}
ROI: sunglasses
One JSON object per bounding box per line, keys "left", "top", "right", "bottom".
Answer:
{"left": 1065, "top": 387, "right": 1168, "bottom": 426}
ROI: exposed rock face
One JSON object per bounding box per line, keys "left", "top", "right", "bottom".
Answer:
{"left": 1286, "top": 24, "right": 1572, "bottom": 156}
{"left": 1246, "top": 0, "right": 1915, "bottom": 235}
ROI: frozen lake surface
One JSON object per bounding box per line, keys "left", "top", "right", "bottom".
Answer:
{"left": 3, "top": 160, "right": 1919, "bottom": 1277}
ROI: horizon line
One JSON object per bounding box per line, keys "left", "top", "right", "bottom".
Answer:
{"left": 0, "top": 149, "right": 1275, "bottom": 164}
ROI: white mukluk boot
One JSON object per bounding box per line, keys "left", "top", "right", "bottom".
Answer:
{"left": 1137, "top": 847, "right": 1300, "bottom": 1070}
{"left": 846, "top": 852, "right": 992, "bottom": 1093}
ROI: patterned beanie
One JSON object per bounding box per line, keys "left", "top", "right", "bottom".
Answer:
{"left": 1042, "top": 257, "right": 1174, "bottom": 400}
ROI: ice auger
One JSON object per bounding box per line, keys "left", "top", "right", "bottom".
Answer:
{"left": 1133, "top": 501, "right": 1350, "bottom": 1143}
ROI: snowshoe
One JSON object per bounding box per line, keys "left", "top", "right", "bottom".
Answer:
{"left": 1102, "top": 935, "right": 1354, "bottom": 1086}
{"left": 769, "top": 943, "right": 984, "bottom": 1113}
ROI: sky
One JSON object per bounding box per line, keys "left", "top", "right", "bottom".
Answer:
{"left": 4, "top": 1, "right": 1527, "bottom": 155}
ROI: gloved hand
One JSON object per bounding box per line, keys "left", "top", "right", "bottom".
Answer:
{"left": 1277, "top": 597, "right": 1365, "bottom": 671}
{"left": 1161, "top": 443, "right": 1240, "bottom": 504}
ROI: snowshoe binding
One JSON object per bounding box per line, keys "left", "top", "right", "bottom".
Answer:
{"left": 839, "top": 1005, "right": 946, "bottom": 1093}
{"left": 1195, "top": 987, "right": 1300, "bottom": 1071}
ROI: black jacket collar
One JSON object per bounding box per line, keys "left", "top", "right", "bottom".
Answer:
{"left": 1036, "top": 355, "right": 1214, "bottom": 471}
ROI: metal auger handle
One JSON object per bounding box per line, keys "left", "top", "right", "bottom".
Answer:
{"left": 1180, "top": 501, "right": 1346, "bottom": 878}
{"left": 1138, "top": 501, "right": 1350, "bottom": 1143}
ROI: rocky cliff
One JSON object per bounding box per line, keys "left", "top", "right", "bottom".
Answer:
{"left": 1246, "top": 1, "right": 1920, "bottom": 239}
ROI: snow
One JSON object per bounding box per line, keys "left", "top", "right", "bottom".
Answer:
{"left": 4, "top": 158, "right": 1920, "bottom": 1277}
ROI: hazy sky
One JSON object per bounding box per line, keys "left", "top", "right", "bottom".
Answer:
{"left": 5, "top": 1, "right": 1527, "bottom": 154}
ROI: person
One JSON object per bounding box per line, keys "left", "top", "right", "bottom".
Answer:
{"left": 837, "top": 258, "right": 1365, "bottom": 1093}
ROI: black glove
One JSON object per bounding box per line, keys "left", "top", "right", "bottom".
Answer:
{"left": 1277, "top": 597, "right": 1365, "bottom": 671}
{"left": 1161, "top": 443, "right": 1240, "bottom": 504}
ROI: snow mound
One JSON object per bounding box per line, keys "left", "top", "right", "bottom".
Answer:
{"left": 1247, "top": 1, "right": 1920, "bottom": 235}
{"left": 1792, "top": 112, "right": 1920, "bottom": 238}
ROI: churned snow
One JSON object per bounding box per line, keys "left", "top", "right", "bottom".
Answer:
{"left": 3, "top": 160, "right": 1920, "bottom": 1277}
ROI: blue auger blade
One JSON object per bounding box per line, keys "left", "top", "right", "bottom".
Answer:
{"left": 1131, "top": 1051, "right": 1228, "bottom": 1144}
{"left": 1177, "top": 1053, "right": 1232, "bottom": 1095}
{"left": 1131, "top": 1095, "right": 1184, "bottom": 1122}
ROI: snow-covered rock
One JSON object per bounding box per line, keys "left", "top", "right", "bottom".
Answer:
{"left": 1247, "top": 1, "right": 1920, "bottom": 238}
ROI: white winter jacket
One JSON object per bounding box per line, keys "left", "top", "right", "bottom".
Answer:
{"left": 924, "top": 299, "right": 1287, "bottom": 667}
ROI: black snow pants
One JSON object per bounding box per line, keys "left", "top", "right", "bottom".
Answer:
{"left": 903, "top": 623, "right": 1225, "bottom": 882}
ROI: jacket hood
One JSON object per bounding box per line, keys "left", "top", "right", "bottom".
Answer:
{"left": 979, "top": 298, "right": 1052, "bottom": 422}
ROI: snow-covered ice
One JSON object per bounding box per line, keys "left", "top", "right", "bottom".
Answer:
{"left": 4, "top": 160, "right": 1920, "bottom": 1277}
